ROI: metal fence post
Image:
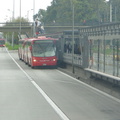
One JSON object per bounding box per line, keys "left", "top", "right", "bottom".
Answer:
{"left": 82, "top": 35, "right": 89, "bottom": 68}
{"left": 12, "top": 32, "right": 14, "bottom": 47}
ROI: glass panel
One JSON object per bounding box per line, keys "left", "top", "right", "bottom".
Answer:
{"left": 0, "top": 40, "right": 5, "bottom": 45}
{"left": 32, "top": 40, "right": 56, "bottom": 57}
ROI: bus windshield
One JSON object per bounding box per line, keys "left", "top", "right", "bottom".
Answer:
{"left": 32, "top": 40, "right": 56, "bottom": 57}
{"left": 0, "top": 40, "right": 5, "bottom": 45}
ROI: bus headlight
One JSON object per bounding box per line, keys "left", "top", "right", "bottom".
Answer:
{"left": 52, "top": 59, "right": 56, "bottom": 61}
{"left": 33, "top": 59, "right": 37, "bottom": 62}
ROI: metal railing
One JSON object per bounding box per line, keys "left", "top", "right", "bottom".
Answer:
{"left": 79, "top": 22, "right": 120, "bottom": 77}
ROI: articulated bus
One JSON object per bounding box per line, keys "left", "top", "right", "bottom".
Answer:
{"left": 0, "top": 39, "right": 5, "bottom": 47}
{"left": 18, "top": 36, "right": 59, "bottom": 68}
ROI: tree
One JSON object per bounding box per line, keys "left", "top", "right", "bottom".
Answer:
{"left": 110, "top": 0, "right": 120, "bottom": 22}
{"left": 35, "top": 0, "right": 120, "bottom": 26}
{"left": 4, "top": 17, "right": 29, "bottom": 45}
{"left": 43, "top": 0, "right": 105, "bottom": 25}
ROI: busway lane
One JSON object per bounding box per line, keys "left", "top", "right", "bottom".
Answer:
{"left": 0, "top": 47, "right": 63, "bottom": 120}
{"left": 10, "top": 49, "right": 120, "bottom": 120}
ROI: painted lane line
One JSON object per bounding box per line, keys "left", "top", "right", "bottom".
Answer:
{"left": 57, "top": 69, "right": 120, "bottom": 103}
{"left": 32, "top": 81, "right": 70, "bottom": 120}
{"left": 6, "top": 48, "right": 33, "bottom": 81}
{"left": 6, "top": 48, "right": 70, "bottom": 120}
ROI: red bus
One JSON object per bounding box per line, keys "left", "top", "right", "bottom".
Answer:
{"left": 0, "top": 39, "right": 5, "bottom": 47}
{"left": 18, "top": 36, "right": 59, "bottom": 68}
{"left": 18, "top": 37, "right": 29, "bottom": 61}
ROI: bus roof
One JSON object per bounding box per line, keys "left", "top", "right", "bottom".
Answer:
{"left": 26, "top": 36, "right": 58, "bottom": 41}
{"left": 19, "top": 35, "right": 58, "bottom": 43}
{"left": 0, "top": 38, "right": 5, "bottom": 41}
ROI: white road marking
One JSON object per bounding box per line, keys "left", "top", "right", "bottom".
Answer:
{"left": 57, "top": 69, "right": 120, "bottom": 103}
{"left": 6, "top": 48, "right": 70, "bottom": 120}
{"left": 7, "top": 47, "right": 120, "bottom": 119}
{"left": 32, "top": 81, "right": 70, "bottom": 120}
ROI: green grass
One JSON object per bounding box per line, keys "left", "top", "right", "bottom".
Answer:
{"left": 92, "top": 47, "right": 119, "bottom": 55}
{"left": 5, "top": 43, "right": 19, "bottom": 50}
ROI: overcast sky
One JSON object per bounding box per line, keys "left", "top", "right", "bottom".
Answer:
{"left": 0, "top": 0, "right": 53, "bottom": 22}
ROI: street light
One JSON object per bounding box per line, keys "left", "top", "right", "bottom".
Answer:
{"left": 109, "top": 0, "right": 112, "bottom": 22}
{"left": 33, "top": 0, "right": 35, "bottom": 37}
{"left": 105, "top": 0, "right": 113, "bottom": 22}
{"left": 70, "top": 0, "right": 75, "bottom": 73}
{"left": 19, "top": 0, "right": 21, "bottom": 34}
{"left": 72, "top": 4, "right": 75, "bottom": 73}
{"left": 13, "top": 0, "right": 15, "bottom": 20}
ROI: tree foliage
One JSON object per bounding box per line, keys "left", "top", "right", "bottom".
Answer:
{"left": 4, "top": 17, "right": 29, "bottom": 45}
{"left": 35, "top": 0, "right": 120, "bottom": 26}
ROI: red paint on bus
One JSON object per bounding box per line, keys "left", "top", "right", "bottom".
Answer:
{"left": 18, "top": 36, "right": 58, "bottom": 68}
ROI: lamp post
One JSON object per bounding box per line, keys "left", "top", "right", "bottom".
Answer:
{"left": 19, "top": 0, "right": 21, "bottom": 34}
{"left": 13, "top": 0, "right": 15, "bottom": 20}
{"left": 104, "top": 0, "right": 112, "bottom": 23}
{"left": 33, "top": 0, "right": 35, "bottom": 37}
{"left": 114, "top": 6, "right": 117, "bottom": 22}
{"left": 70, "top": 0, "right": 75, "bottom": 73}
{"left": 72, "top": 4, "right": 75, "bottom": 73}
{"left": 109, "top": 0, "right": 112, "bottom": 22}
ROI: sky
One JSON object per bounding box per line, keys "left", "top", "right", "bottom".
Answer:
{"left": 0, "top": 0, "right": 53, "bottom": 22}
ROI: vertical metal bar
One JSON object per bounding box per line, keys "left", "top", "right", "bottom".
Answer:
{"left": 5, "top": 34, "right": 8, "bottom": 43}
{"left": 117, "top": 39, "right": 119, "bottom": 76}
{"left": 19, "top": 0, "right": 21, "bottom": 34}
{"left": 97, "top": 39, "right": 100, "bottom": 71}
{"left": 110, "top": 1, "right": 112, "bottom": 22}
{"left": 33, "top": 0, "right": 35, "bottom": 37}
{"left": 72, "top": 4, "right": 74, "bottom": 73}
{"left": 13, "top": 0, "right": 15, "bottom": 20}
{"left": 115, "top": 6, "right": 117, "bottom": 22}
{"left": 113, "top": 39, "right": 115, "bottom": 76}
{"left": 12, "top": 32, "right": 14, "bottom": 47}
{"left": 82, "top": 35, "right": 89, "bottom": 68}
{"left": 89, "top": 39, "right": 92, "bottom": 69}
{"left": 62, "top": 34, "right": 64, "bottom": 54}
{"left": 79, "top": 30, "right": 83, "bottom": 66}
{"left": 103, "top": 31, "right": 106, "bottom": 72}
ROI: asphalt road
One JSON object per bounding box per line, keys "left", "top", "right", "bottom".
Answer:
{"left": 0, "top": 47, "right": 120, "bottom": 120}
